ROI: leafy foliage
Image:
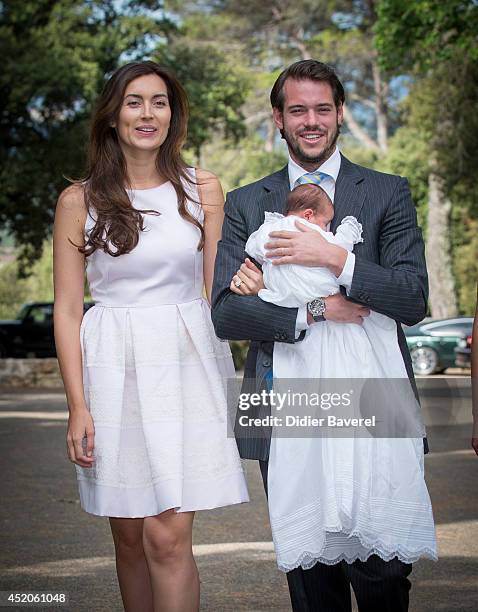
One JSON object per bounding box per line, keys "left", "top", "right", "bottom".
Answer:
{"left": 1, "top": 0, "right": 251, "bottom": 268}
{"left": 0, "top": 0, "right": 170, "bottom": 270}
{"left": 202, "top": 136, "right": 287, "bottom": 194}
{"left": 2, "top": 0, "right": 476, "bottom": 314}
{"left": 154, "top": 41, "right": 250, "bottom": 158}
{"left": 375, "top": 0, "right": 478, "bottom": 72}
{"left": 375, "top": 0, "right": 478, "bottom": 313}
{"left": 0, "top": 241, "right": 53, "bottom": 318}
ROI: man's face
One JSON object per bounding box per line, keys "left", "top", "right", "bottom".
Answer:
{"left": 273, "top": 78, "right": 343, "bottom": 170}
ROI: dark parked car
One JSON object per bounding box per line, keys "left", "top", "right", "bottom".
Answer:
{"left": 0, "top": 302, "right": 93, "bottom": 358}
{"left": 404, "top": 317, "right": 474, "bottom": 375}
{"left": 455, "top": 332, "right": 472, "bottom": 368}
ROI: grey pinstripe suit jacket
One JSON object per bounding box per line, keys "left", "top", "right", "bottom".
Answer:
{"left": 211, "top": 154, "right": 429, "bottom": 460}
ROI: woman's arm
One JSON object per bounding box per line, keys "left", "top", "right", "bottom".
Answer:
{"left": 53, "top": 184, "right": 94, "bottom": 467}
{"left": 197, "top": 169, "right": 225, "bottom": 304}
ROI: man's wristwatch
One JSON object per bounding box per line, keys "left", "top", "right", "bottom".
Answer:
{"left": 307, "top": 297, "right": 326, "bottom": 322}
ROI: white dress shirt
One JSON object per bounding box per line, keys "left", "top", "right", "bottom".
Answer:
{"left": 287, "top": 147, "right": 356, "bottom": 333}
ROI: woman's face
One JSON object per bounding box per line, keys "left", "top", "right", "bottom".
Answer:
{"left": 114, "top": 73, "right": 172, "bottom": 155}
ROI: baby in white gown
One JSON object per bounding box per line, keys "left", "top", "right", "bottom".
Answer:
{"left": 247, "top": 183, "right": 363, "bottom": 309}
{"left": 245, "top": 183, "right": 405, "bottom": 380}
{"left": 245, "top": 184, "right": 437, "bottom": 572}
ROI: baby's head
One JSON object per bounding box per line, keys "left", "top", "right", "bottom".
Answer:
{"left": 285, "top": 184, "right": 334, "bottom": 229}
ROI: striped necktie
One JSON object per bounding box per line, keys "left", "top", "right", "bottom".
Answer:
{"left": 295, "top": 171, "right": 331, "bottom": 187}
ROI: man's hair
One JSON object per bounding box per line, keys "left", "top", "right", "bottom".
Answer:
{"left": 270, "top": 60, "right": 345, "bottom": 111}
{"left": 286, "top": 184, "right": 334, "bottom": 220}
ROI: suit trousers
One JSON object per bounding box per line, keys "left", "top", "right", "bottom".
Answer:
{"left": 259, "top": 460, "right": 412, "bottom": 612}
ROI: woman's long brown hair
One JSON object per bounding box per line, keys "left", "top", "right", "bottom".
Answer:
{"left": 80, "top": 61, "right": 204, "bottom": 257}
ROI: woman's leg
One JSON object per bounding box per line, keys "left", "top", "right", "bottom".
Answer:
{"left": 109, "top": 517, "right": 154, "bottom": 612}
{"left": 142, "top": 510, "right": 199, "bottom": 612}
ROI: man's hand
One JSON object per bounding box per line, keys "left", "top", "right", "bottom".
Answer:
{"left": 322, "top": 293, "right": 370, "bottom": 325}
{"left": 230, "top": 258, "right": 265, "bottom": 296}
{"left": 265, "top": 220, "right": 347, "bottom": 277}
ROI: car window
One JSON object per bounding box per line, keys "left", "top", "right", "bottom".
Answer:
{"left": 424, "top": 321, "right": 473, "bottom": 335}
{"left": 16, "top": 304, "right": 30, "bottom": 320}
{"left": 28, "top": 305, "right": 54, "bottom": 323}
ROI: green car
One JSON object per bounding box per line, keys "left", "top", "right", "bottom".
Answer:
{"left": 404, "top": 317, "right": 474, "bottom": 376}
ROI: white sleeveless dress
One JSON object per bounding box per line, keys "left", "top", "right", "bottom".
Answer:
{"left": 76, "top": 172, "right": 249, "bottom": 517}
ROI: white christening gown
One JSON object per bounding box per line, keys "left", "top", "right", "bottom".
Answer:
{"left": 246, "top": 212, "right": 437, "bottom": 571}
{"left": 76, "top": 172, "right": 249, "bottom": 517}
{"left": 246, "top": 212, "right": 364, "bottom": 308}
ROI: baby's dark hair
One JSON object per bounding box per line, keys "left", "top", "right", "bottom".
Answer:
{"left": 286, "top": 183, "right": 333, "bottom": 221}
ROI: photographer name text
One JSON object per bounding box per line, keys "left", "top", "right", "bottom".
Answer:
{"left": 238, "top": 415, "right": 376, "bottom": 428}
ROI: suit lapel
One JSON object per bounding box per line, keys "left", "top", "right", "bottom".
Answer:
{"left": 260, "top": 165, "right": 289, "bottom": 215}
{"left": 331, "top": 155, "right": 366, "bottom": 233}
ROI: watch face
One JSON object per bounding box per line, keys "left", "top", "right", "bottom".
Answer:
{"left": 308, "top": 299, "right": 325, "bottom": 317}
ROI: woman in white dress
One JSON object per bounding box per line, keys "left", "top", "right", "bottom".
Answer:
{"left": 53, "top": 61, "right": 248, "bottom": 612}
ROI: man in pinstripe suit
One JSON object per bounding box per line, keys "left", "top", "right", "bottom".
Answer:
{"left": 211, "top": 60, "right": 428, "bottom": 611}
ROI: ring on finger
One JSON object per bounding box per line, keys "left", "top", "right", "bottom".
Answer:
{"left": 234, "top": 278, "right": 242, "bottom": 288}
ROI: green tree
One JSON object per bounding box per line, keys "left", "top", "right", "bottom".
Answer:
{"left": 171, "top": 1, "right": 398, "bottom": 155}
{"left": 375, "top": 0, "right": 478, "bottom": 315}
{"left": 154, "top": 41, "right": 250, "bottom": 162}
{"left": 0, "top": 261, "right": 29, "bottom": 319}
{"left": 1, "top": 1, "right": 253, "bottom": 271}
{"left": 0, "top": 239, "right": 57, "bottom": 318}
{"left": 0, "top": 0, "right": 170, "bottom": 271}
{"left": 201, "top": 135, "right": 287, "bottom": 194}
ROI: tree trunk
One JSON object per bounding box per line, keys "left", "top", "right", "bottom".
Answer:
{"left": 371, "top": 56, "right": 388, "bottom": 152}
{"left": 291, "top": 28, "right": 312, "bottom": 60}
{"left": 195, "top": 145, "right": 203, "bottom": 169}
{"left": 264, "top": 116, "right": 275, "bottom": 152}
{"left": 426, "top": 159, "right": 457, "bottom": 318}
{"left": 343, "top": 106, "right": 380, "bottom": 152}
